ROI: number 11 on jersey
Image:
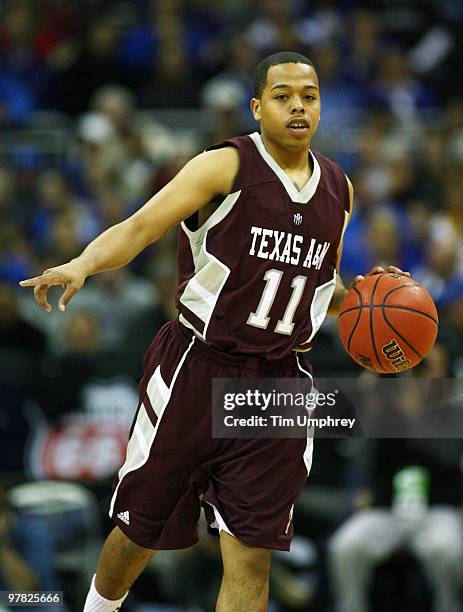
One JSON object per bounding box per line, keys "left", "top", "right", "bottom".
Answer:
{"left": 247, "top": 269, "right": 307, "bottom": 335}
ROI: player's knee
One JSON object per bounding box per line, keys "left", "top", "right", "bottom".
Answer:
{"left": 245, "top": 548, "right": 271, "bottom": 582}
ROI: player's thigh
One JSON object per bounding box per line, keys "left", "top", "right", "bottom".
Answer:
{"left": 329, "top": 508, "right": 403, "bottom": 562}
{"left": 220, "top": 531, "right": 272, "bottom": 580}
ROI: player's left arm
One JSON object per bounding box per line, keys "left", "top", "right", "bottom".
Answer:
{"left": 326, "top": 176, "right": 409, "bottom": 317}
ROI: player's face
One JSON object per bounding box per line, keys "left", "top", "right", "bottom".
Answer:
{"left": 251, "top": 63, "right": 321, "bottom": 148}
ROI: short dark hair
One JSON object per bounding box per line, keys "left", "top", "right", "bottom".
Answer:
{"left": 253, "top": 51, "right": 317, "bottom": 98}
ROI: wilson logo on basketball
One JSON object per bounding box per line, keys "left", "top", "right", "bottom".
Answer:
{"left": 382, "top": 339, "right": 410, "bottom": 371}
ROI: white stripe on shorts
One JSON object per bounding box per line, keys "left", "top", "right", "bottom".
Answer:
{"left": 296, "top": 354, "right": 315, "bottom": 476}
{"left": 109, "top": 335, "right": 196, "bottom": 518}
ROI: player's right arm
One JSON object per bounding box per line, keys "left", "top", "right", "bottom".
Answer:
{"left": 19, "top": 147, "right": 240, "bottom": 312}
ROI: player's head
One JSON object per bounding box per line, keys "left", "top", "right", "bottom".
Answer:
{"left": 251, "top": 51, "right": 320, "bottom": 148}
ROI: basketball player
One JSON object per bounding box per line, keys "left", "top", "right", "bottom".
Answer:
{"left": 20, "top": 52, "right": 408, "bottom": 611}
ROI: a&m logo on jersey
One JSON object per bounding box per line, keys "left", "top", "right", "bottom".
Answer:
{"left": 249, "top": 226, "right": 330, "bottom": 270}
{"left": 293, "top": 213, "right": 303, "bottom": 226}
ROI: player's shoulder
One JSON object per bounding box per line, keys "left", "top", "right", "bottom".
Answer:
{"left": 207, "top": 133, "right": 253, "bottom": 154}
{"left": 200, "top": 144, "right": 241, "bottom": 168}
{"left": 181, "top": 145, "right": 240, "bottom": 197}
{"left": 198, "top": 132, "right": 272, "bottom": 195}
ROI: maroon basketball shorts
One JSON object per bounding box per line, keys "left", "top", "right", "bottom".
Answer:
{"left": 109, "top": 320, "right": 314, "bottom": 551}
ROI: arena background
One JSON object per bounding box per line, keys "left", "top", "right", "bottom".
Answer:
{"left": 1, "top": 1, "right": 463, "bottom": 610}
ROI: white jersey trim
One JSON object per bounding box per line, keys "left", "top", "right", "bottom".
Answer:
{"left": 178, "top": 313, "right": 203, "bottom": 338}
{"left": 202, "top": 237, "right": 231, "bottom": 339}
{"left": 339, "top": 210, "right": 350, "bottom": 245}
{"left": 179, "top": 191, "right": 240, "bottom": 340}
{"left": 308, "top": 270, "right": 337, "bottom": 344}
{"left": 181, "top": 190, "right": 241, "bottom": 247}
{"left": 249, "top": 132, "right": 321, "bottom": 204}
{"left": 188, "top": 276, "right": 217, "bottom": 308}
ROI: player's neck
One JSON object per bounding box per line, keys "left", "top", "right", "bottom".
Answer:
{"left": 260, "top": 132, "right": 311, "bottom": 174}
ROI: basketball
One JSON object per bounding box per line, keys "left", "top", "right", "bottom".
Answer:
{"left": 338, "top": 273, "right": 438, "bottom": 373}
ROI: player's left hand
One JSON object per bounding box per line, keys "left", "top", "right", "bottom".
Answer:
{"left": 351, "top": 265, "right": 410, "bottom": 287}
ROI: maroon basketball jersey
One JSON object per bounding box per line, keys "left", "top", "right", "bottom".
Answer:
{"left": 176, "top": 132, "right": 350, "bottom": 361}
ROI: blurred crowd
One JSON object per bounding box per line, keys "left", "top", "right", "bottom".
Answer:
{"left": 1, "top": 0, "right": 463, "bottom": 611}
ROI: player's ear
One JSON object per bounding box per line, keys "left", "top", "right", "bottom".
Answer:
{"left": 250, "top": 98, "right": 261, "bottom": 121}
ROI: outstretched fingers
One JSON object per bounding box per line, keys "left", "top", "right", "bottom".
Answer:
{"left": 19, "top": 274, "right": 51, "bottom": 287}
{"left": 20, "top": 271, "right": 64, "bottom": 311}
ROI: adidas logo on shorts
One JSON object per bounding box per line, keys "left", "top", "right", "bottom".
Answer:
{"left": 117, "top": 510, "right": 130, "bottom": 525}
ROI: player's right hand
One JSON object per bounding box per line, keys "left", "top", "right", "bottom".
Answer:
{"left": 19, "top": 260, "right": 87, "bottom": 312}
